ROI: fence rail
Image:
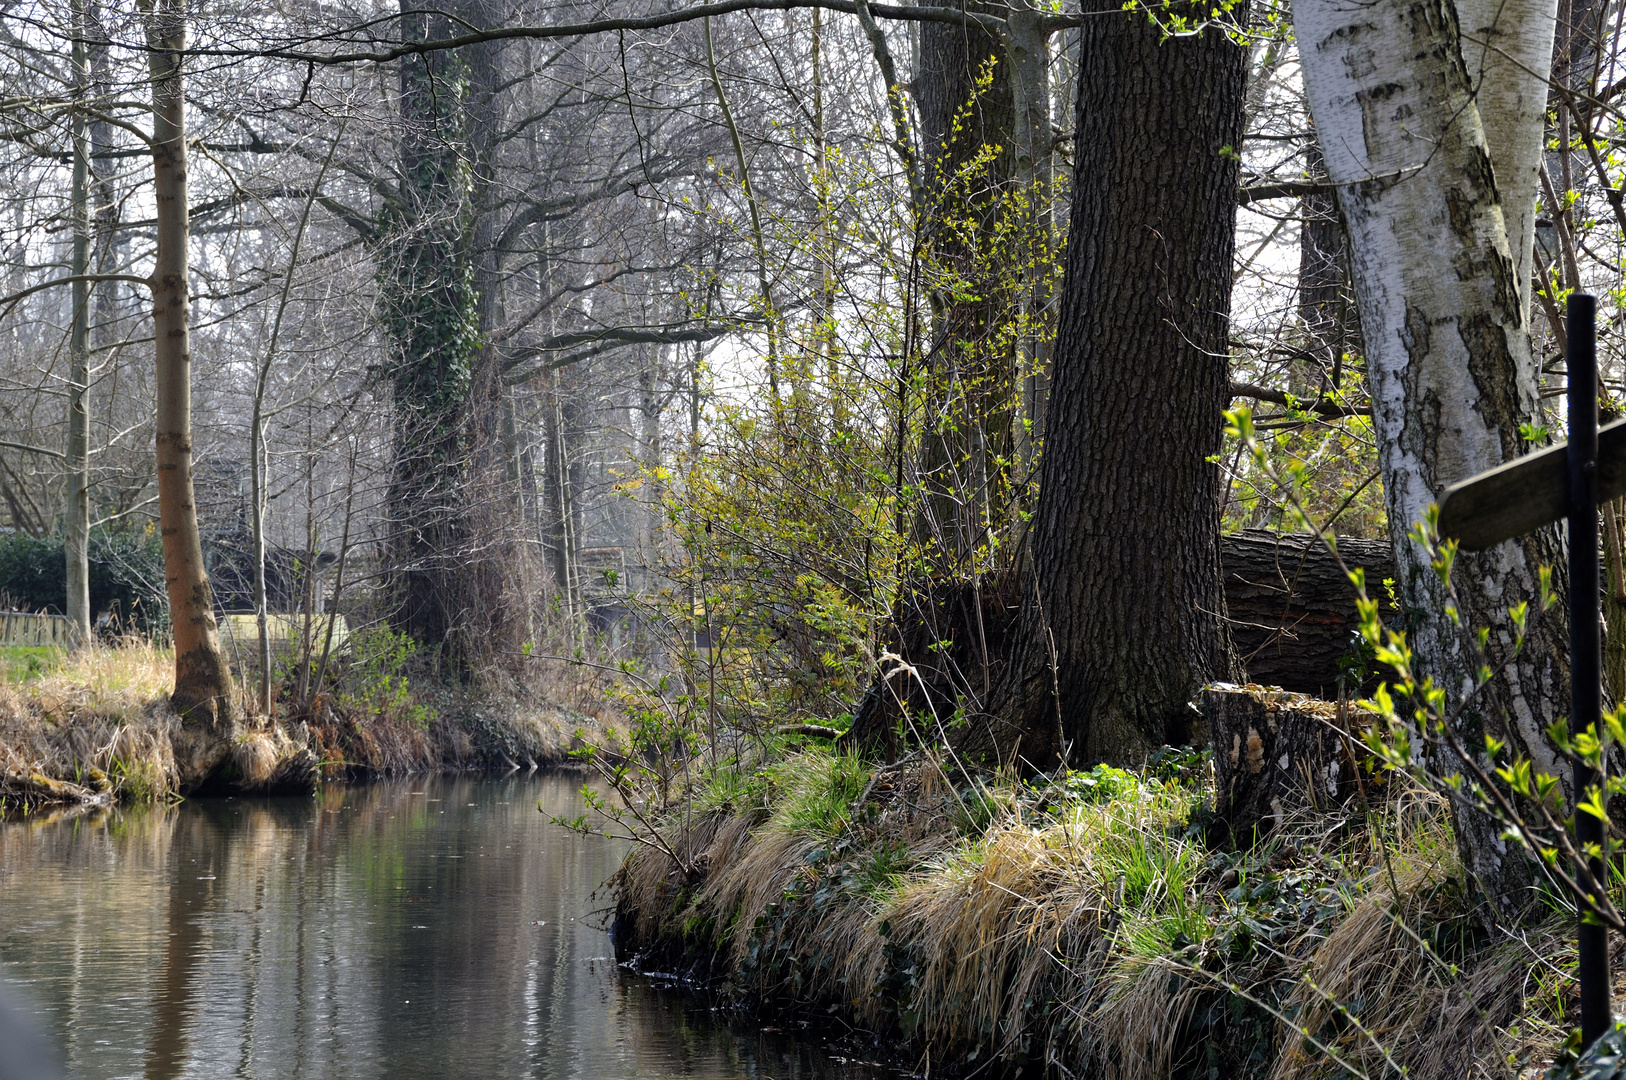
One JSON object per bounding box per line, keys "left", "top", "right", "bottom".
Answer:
{"left": 0, "top": 612, "right": 80, "bottom": 649}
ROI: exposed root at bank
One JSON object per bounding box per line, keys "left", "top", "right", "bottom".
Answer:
{"left": 0, "top": 643, "right": 613, "bottom": 814}
{"left": 613, "top": 748, "right": 1592, "bottom": 1078}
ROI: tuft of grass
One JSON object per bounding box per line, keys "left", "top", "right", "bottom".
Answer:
{"left": 764, "top": 747, "right": 871, "bottom": 839}
{"left": 618, "top": 750, "right": 1603, "bottom": 1079}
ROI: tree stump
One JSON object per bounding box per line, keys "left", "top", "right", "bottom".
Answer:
{"left": 1206, "top": 685, "right": 1362, "bottom": 839}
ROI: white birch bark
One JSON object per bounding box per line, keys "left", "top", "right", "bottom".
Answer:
{"left": 1296, "top": 0, "right": 1566, "bottom": 919}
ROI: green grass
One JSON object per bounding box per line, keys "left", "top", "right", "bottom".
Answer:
{"left": 0, "top": 645, "right": 66, "bottom": 683}
{"left": 766, "top": 747, "right": 872, "bottom": 838}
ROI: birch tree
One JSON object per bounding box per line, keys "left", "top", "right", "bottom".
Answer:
{"left": 1295, "top": 0, "right": 1562, "bottom": 918}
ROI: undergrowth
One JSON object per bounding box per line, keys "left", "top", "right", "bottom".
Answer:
{"left": 614, "top": 746, "right": 1595, "bottom": 1079}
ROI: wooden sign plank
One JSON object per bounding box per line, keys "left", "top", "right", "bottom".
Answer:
{"left": 1437, "top": 417, "right": 1626, "bottom": 550}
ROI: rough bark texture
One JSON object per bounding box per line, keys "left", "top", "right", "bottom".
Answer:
{"left": 1206, "top": 686, "right": 1362, "bottom": 841}
{"left": 1296, "top": 0, "right": 1563, "bottom": 920}
{"left": 914, "top": 0, "right": 1018, "bottom": 565}
{"left": 145, "top": 0, "right": 238, "bottom": 767}
{"left": 964, "top": 2, "right": 1249, "bottom": 770}
{"left": 847, "top": 532, "right": 1387, "bottom": 757}
{"left": 1224, "top": 530, "right": 1394, "bottom": 696}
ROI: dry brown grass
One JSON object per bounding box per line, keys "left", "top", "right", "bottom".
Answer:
{"left": 0, "top": 643, "right": 181, "bottom": 808}
{"left": 616, "top": 755, "right": 1596, "bottom": 1080}
{"left": 0, "top": 639, "right": 612, "bottom": 808}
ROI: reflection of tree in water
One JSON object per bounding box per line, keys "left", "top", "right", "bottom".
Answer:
{"left": 0, "top": 777, "right": 895, "bottom": 1080}
{"left": 143, "top": 811, "right": 219, "bottom": 1080}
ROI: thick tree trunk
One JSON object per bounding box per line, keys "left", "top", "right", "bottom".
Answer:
{"left": 144, "top": 0, "right": 238, "bottom": 769}
{"left": 1296, "top": 0, "right": 1562, "bottom": 920}
{"left": 964, "top": 0, "right": 1249, "bottom": 770}
{"left": 380, "top": 2, "right": 479, "bottom": 655}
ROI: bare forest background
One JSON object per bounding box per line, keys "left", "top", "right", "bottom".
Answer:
{"left": 0, "top": 0, "right": 1610, "bottom": 749}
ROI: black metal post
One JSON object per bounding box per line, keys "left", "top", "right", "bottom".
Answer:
{"left": 1569, "top": 292, "right": 1611, "bottom": 1050}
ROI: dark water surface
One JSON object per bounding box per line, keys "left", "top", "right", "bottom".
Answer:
{"left": 0, "top": 773, "right": 898, "bottom": 1080}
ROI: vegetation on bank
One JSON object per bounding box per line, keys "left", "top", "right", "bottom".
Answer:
{"left": 0, "top": 637, "right": 618, "bottom": 815}
{"left": 612, "top": 743, "right": 1595, "bottom": 1079}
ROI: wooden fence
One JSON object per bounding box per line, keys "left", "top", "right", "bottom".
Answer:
{"left": 0, "top": 612, "right": 80, "bottom": 649}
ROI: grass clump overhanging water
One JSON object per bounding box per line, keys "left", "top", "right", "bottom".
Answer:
{"left": 613, "top": 747, "right": 1598, "bottom": 1079}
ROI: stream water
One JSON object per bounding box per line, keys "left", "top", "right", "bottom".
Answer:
{"left": 0, "top": 773, "right": 900, "bottom": 1080}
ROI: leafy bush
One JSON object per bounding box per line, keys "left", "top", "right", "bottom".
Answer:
{"left": 0, "top": 528, "right": 167, "bottom": 632}
{"left": 335, "top": 624, "right": 432, "bottom": 728}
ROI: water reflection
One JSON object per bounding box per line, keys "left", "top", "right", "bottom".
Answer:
{"left": 0, "top": 775, "right": 898, "bottom": 1080}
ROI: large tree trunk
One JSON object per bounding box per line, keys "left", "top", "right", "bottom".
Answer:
{"left": 1295, "top": 0, "right": 1562, "bottom": 920}
{"left": 963, "top": 0, "right": 1249, "bottom": 770}
{"left": 379, "top": 2, "right": 479, "bottom": 656}
{"left": 144, "top": 0, "right": 238, "bottom": 770}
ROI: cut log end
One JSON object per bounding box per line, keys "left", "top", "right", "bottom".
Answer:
{"left": 1206, "top": 685, "right": 1365, "bottom": 841}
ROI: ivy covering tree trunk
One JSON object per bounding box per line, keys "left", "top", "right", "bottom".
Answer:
{"left": 1295, "top": 0, "right": 1561, "bottom": 919}
{"left": 378, "top": 3, "right": 480, "bottom": 652}
{"left": 967, "top": 0, "right": 1248, "bottom": 769}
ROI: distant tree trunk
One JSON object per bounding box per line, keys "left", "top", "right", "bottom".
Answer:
{"left": 66, "top": 0, "right": 90, "bottom": 646}
{"left": 379, "top": 2, "right": 479, "bottom": 653}
{"left": 1296, "top": 0, "right": 1560, "bottom": 921}
{"left": 1004, "top": 7, "right": 1055, "bottom": 480}
{"left": 1296, "top": 140, "right": 1355, "bottom": 393}
{"left": 143, "top": 0, "right": 238, "bottom": 749}
{"left": 544, "top": 365, "right": 582, "bottom": 617}
{"left": 966, "top": 0, "right": 1249, "bottom": 769}
{"left": 914, "top": 0, "right": 1017, "bottom": 566}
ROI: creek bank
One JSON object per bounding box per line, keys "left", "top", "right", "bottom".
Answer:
{"left": 611, "top": 744, "right": 1591, "bottom": 1080}
{"left": 0, "top": 643, "right": 613, "bottom": 815}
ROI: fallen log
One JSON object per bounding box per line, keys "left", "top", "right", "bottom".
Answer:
{"left": 1221, "top": 529, "right": 1394, "bottom": 696}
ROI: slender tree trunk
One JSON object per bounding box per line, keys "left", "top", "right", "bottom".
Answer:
{"left": 1296, "top": 0, "right": 1561, "bottom": 920}
{"left": 66, "top": 0, "right": 91, "bottom": 646}
{"left": 914, "top": 0, "right": 1016, "bottom": 566}
{"left": 1296, "top": 140, "right": 1354, "bottom": 392}
{"left": 971, "top": 0, "right": 1249, "bottom": 769}
{"left": 143, "top": 0, "right": 237, "bottom": 743}
{"left": 1004, "top": 8, "right": 1056, "bottom": 519}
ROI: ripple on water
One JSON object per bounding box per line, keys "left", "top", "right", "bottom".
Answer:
{"left": 0, "top": 773, "right": 903, "bottom": 1080}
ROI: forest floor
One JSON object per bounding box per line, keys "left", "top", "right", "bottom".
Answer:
{"left": 611, "top": 743, "right": 1605, "bottom": 1080}
{"left": 0, "top": 642, "right": 616, "bottom": 814}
